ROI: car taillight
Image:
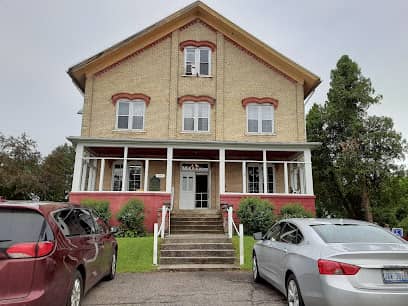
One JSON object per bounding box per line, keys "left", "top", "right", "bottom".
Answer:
{"left": 6, "top": 241, "right": 54, "bottom": 259}
{"left": 318, "top": 259, "right": 360, "bottom": 275}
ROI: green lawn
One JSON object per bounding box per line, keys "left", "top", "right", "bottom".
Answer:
{"left": 116, "top": 237, "right": 157, "bottom": 272}
{"left": 232, "top": 235, "right": 255, "bottom": 270}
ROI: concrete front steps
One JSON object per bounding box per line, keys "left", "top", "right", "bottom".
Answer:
{"left": 159, "top": 210, "right": 238, "bottom": 271}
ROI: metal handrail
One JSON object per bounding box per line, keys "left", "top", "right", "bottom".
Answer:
{"left": 227, "top": 206, "right": 244, "bottom": 265}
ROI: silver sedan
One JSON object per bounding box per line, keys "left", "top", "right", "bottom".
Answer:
{"left": 252, "top": 218, "right": 408, "bottom": 306}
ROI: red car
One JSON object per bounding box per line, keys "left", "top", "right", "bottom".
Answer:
{"left": 0, "top": 202, "right": 118, "bottom": 306}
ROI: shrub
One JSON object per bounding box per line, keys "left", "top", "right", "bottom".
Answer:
{"left": 237, "top": 197, "right": 275, "bottom": 235}
{"left": 80, "top": 198, "right": 111, "bottom": 224}
{"left": 279, "top": 203, "right": 314, "bottom": 219}
{"left": 116, "top": 198, "right": 145, "bottom": 237}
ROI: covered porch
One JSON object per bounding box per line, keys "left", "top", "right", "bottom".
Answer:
{"left": 68, "top": 138, "right": 317, "bottom": 230}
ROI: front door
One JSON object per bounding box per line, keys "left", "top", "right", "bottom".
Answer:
{"left": 180, "top": 171, "right": 195, "bottom": 209}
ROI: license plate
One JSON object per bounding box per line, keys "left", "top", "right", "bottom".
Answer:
{"left": 383, "top": 269, "right": 408, "bottom": 283}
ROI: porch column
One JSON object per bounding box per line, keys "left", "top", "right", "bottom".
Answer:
{"left": 72, "top": 143, "right": 84, "bottom": 192}
{"left": 304, "top": 149, "right": 314, "bottom": 195}
{"left": 144, "top": 159, "right": 149, "bottom": 191}
{"left": 99, "top": 158, "right": 105, "bottom": 191}
{"left": 87, "top": 160, "right": 95, "bottom": 191}
{"left": 166, "top": 147, "right": 173, "bottom": 193}
{"left": 121, "top": 146, "right": 128, "bottom": 191}
{"left": 242, "top": 161, "right": 246, "bottom": 193}
{"left": 219, "top": 148, "right": 225, "bottom": 193}
{"left": 284, "top": 162, "right": 289, "bottom": 194}
{"left": 80, "top": 161, "right": 88, "bottom": 191}
{"left": 263, "top": 150, "right": 267, "bottom": 194}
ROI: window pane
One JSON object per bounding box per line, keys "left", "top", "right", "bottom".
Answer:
{"left": 183, "top": 103, "right": 194, "bottom": 117}
{"left": 118, "top": 116, "right": 129, "bottom": 129}
{"left": 248, "top": 119, "right": 258, "bottom": 132}
{"left": 185, "top": 63, "right": 192, "bottom": 75}
{"left": 262, "top": 120, "right": 272, "bottom": 133}
{"left": 186, "top": 48, "right": 195, "bottom": 62}
{"left": 198, "top": 103, "right": 209, "bottom": 117}
{"left": 198, "top": 118, "right": 208, "bottom": 131}
{"left": 132, "top": 116, "right": 144, "bottom": 130}
{"left": 200, "top": 63, "right": 209, "bottom": 75}
{"left": 247, "top": 105, "right": 258, "bottom": 120}
{"left": 184, "top": 118, "right": 194, "bottom": 131}
{"left": 267, "top": 166, "right": 274, "bottom": 193}
{"left": 118, "top": 102, "right": 129, "bottom": 116}
{"left": 248, "top": 166, "right": 260, "bottom": 193}
{"left": 200, "top": 49, "right": 209, "bottom": 63}
{"left": 133, "top": 102, "right": 144, "bottom": 116}
{"left": 261, "top": 105, "right": 273, "bottom": 120}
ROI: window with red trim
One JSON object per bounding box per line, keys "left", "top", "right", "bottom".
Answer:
{"left": 247, "top": 103, "right": 274, "bottom": 134}
{"left": 116, "top": 99, "right": 145, "bottom": 130}
{"left": 184, "top": 47, "right": 211, "bottom": 76}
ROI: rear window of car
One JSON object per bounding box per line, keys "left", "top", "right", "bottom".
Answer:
{"left": 311, "top": 224, "right": 403, "bottom": 244}
{"left": 0, "top": 208, "right": 54, "bottom": 249}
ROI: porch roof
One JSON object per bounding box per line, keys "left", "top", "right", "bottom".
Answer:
{"left": 67, "top": 136, "right": 320, "bottom": 151}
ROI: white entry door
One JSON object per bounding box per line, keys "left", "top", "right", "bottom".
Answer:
{"left": 180, "top": 171, "right": 195, "bottom": 209}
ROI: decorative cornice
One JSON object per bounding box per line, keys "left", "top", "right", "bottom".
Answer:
{"left": 242, "top": 97, "right": 279, "bottom": 108}
{"left": 111, "top": 93, "right": 151, "bottom": 105}
{"left": 179, "top": 18, "right": 217, "bottom": 33}
{"left": 225, "top": 36, "right": 297, "bottom": 84}
{"left": 95, "top": 34, "right": 171, "bottom": 77}
{"left": 178, "top": 95, "right": 216, "bottom": 106}
{"left": 180, "top": 40, "right": 216, "bottom": 52}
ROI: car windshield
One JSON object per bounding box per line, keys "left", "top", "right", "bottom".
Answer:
{"left": 311, "top": 224, "right": 403, "bottom": 244}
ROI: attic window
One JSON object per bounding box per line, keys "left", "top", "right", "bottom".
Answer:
{"left": 184, "top": 47, "right": 211, "bottom": 76}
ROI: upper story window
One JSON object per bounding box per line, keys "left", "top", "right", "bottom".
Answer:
{"left": 182, "top": 102, "right": 210, "bottom": 132}
{"left": 116, "top": 100, "right": 145, "bottom": 130}
{"left": 247, "top": 103, "right": 274, "bottom": 134}
{"left": 184, "top": 47, "right": 211, "bottom": 76}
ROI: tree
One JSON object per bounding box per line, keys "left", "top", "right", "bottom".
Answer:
{"left": 307, "top": 55, "right": 407, "bottom": 221}
{"left": 41, "top": 143, "right": 75, "bottom": 201}
{"left": 0, "top": 133, "right": 44, "bottom": 199}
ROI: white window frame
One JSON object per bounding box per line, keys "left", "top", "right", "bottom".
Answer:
{"left": 246, "top": 103, "right": 275, "bottom": 134}
{"left": 182, "top": 102, "right": 210, "bottom": 133}
{"left": 246, "top": 163, "right": 276, "bottom": 193}
{"left": 183, "top": 47, "right": 211, "bottom": 76}
{"left": 115, "top": 99, "right": 146, "bottom": 131}
{"left": 111, "top": 161, "right": 143, "bottom": 191}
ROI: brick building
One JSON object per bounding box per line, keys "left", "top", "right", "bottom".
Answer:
{"left": 68, "top": 1, "right": 321, "bottom": 231}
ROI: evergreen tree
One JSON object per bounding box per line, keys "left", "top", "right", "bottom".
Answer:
{"left": 307, "top": 55, "right": 407, "bottom": 221}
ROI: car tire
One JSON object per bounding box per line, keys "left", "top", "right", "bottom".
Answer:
{"left": 252, "top": 253, "right": 262, "bottom": 283}
{"left": 105, "top": 250, "right": 117, "bottom": 281}
{"left": 67, "top": 271, "right": 83, "bottom": 306}
{"left": 286, "top": 274, "right": 304, "bottom": 306}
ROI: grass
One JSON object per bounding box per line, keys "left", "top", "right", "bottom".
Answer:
{"left": 116, "top": 237, "right": 157, "bottom": 273}
{"left": 232, "top": 235, "right": 255, "bottom": 270}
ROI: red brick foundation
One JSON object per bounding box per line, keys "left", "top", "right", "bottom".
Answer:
{"left": 69, "top": 192, "right": 171, "bottom": 232}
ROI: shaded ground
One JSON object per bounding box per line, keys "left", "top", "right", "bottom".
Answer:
{"left": 83, "top": 271, "right": 286, "bottom": 305}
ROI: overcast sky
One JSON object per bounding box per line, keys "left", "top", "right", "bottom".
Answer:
{"left": 1, "top": 0, "right": 407, "bottom": 161}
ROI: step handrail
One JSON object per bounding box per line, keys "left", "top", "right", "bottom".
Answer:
{"left": 227, "top": 206, "right": 244, "bottom": 266}
{"left": 153, "top": 205, "right": 170, "bottom": 265}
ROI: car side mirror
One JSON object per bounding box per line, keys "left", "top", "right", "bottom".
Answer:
{"left": 110, "top": 226, "right": 118, "bottom": 234}
{"left": 253, "top": 232, "right": 263, "bottom": 240}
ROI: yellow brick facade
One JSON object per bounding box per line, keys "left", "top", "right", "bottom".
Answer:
{"left": 81, "top": 21, "right": 306, "bottom": 143}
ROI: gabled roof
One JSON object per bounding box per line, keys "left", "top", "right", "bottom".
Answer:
{"left": 68, "top": 1, "right": 320, "bottom": 97}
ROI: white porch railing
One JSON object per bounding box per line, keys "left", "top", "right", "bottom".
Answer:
{"left": 153, "top": 205, "right": 170, "bottom": 265}
{"left": 227, "top": 206, "right": 244, "bottom": 266}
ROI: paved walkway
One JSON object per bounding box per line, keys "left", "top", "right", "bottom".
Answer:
{"left": 83, "top": 271, "right": 286, "bottom": 305}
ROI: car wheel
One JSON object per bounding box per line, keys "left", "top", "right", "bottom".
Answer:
{"left": 252, "top": 253, "right": 262, "bottom": 283}
{"left": 286, "top": 274, "right": 304, "bottom": 306}
{"left": 67, "top": 271, "right": 83, "bottom": 306}
{"left": 106, "top": 251, "right": 117, "bottom": 281}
